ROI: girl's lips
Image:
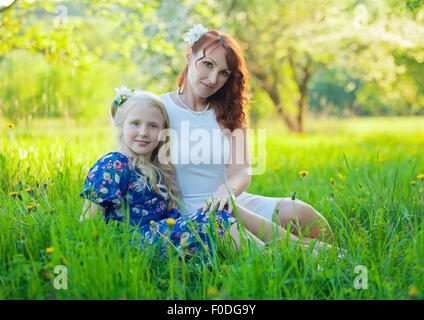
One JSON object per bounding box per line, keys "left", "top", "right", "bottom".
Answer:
{"left": 135, "top": 140, "right": 149, "bottom": 146}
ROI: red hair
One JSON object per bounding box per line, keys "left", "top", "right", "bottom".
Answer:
{"left": 177, "top": 30, "right": 249, "bottom": 131}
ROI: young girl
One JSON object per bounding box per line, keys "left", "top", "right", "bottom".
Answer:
{"left": 79, "top": 88, "right": 327, "bottom": 257}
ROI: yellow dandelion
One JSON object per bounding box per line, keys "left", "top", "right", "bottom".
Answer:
{"left": 166, "top": 218, "right": 176, "bottom": 229}
{"left": 26, "top": 204, "right": 34, "bottom": 211}
{"left": 25, "top": 188, "right": 32, "bottom": 192}
{"left": 9, "top": 192, "right": 17, "bottom": 197}
{"left": 299, "top": 170, "right": 309, "bottom": 177}
{"left": 329, "top": 178, "right": 335, "bottom": 185}
{"left": 46, "top": 247, "right": 54, "bottom": 254}
{"left": 93, "top": 231, "right": 100, "bottom": 238}
{"left": 417, "top": 173, "right": 424, "bottom": 180}
{"left": 7, "top": 122, "right": 15, "bottom": 128}
{"left": 207, "top": 287, "right": 217, "bottom": 296}
{"left": 409, "top": 286, "right": 418, "bottom": 298}
{"left": 337, "top": 173, "right": 344, "bottom": 180}
{"left": 411, "top": 180, "right": 417, "bottom": 186}
{"left": 273, "top": 165, "right": 281, "bottom": 170}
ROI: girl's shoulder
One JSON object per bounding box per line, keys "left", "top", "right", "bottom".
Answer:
{"left": 88, "top": 152, "right": 130, "bottom": 174}
{"left": 97, "top": 152, "right": 129, "bottom": 164}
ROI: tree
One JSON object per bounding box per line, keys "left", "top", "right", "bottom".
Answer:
{"left": 213, "top": 0, "right": 424, "bottom": 132}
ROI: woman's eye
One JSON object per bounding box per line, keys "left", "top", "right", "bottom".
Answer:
{"left": 150, "top": 124, "right": 158, "bottom": 128}
{"left": 133, "top": 122, "right": 139, "bottom": 126}
{"left": 203, "top": 61, "right": 213, "bottom": 68}
{"left": 220, "top": 71, "right": 229, "bottom": 77}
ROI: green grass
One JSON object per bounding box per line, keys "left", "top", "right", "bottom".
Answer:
{"left": 1, "top": 116, "right": 423, "bottom": 299}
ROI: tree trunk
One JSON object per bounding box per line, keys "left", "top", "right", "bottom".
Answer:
{"left": 288, "top": 53, "right": 313, "bottom": 134}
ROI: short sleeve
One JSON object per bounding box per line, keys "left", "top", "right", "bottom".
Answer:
{"left": 79, "top": 152, "right": 130, "bottom": 211}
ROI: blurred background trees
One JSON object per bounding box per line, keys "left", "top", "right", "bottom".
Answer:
{"left": 1, "top": 0, "right": 423, "bottom": 131}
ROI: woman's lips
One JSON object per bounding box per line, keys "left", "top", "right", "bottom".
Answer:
{"left": 201, "top": 82, "right": 214, "bottom": 90}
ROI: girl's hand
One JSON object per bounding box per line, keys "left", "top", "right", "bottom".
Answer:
{"left": 201, "top": 185, "right": 235, "bottom": 214}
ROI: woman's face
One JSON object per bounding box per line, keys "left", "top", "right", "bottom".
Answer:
{"left": 186, "top": 45, "right": 232, "bottom": 98}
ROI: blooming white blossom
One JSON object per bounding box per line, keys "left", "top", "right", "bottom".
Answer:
{"left": 184, "top": 24, "right": 208, "bottom": 46}
{"left": 113, "top": 85, "right": 134, "bottom": 106}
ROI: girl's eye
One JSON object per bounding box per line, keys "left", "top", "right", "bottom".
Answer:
{"left": 150, "top": 124, "right": 158, "bottom": 128}
{"left": 133, "top": 122, "right": 139, "bottom": 126}
{"left": 220, "top": 70, "right": 230, "bottom": 77}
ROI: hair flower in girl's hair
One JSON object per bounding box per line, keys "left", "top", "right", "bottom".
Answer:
{"left": 184, "top": 24, "right": 208, "bottom": 46}
{"left": 113, "top": 85, "right": 134, "bottom": 107}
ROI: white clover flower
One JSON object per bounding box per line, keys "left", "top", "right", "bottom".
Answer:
{"left": 184, "top": 24, "right": 208, "bottom": 46}
{"left": 113, "top": 85, "right": 134, "bottom": 106}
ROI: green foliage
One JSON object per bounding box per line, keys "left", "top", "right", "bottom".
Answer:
{"left": 1, "top": 0, "right": 424, "bottom": 124}
{"left": 406, "top": 0, "right": 424, "bottom": 10}
{"left": 1, "top": 117, "right": 423, "bottom": 299}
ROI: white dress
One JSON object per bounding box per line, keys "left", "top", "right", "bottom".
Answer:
{"left": 160, "top": 92, "right": 281, "bottom": 220}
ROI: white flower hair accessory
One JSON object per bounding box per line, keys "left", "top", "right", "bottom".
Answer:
{"left": 113, "top": 85, "right": 134, "bottom": 107}
{"left": 184, "top": 24, "right": 208, "bottom": 46}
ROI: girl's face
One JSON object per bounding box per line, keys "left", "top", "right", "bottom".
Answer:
{"left": 186, "top": 45, "right": 232, "bottom": 99}
{"left": 122, "top": 102, "right": 164, "bottom": 161}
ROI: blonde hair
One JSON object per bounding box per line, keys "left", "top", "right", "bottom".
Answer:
{"left": 110, "top": 90, "right": 179, "bottom": 210}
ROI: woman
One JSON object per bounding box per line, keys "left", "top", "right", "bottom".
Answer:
{"left": 160, "top": 25, "right": 334, "bottom": 243}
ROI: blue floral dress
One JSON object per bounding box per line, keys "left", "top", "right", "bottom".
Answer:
{"left": 79, "top": 152, "right": 237, "bottom": 257}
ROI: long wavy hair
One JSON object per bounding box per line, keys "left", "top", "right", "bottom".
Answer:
{"left": 110, "top": 91, "right": 180, "bottom": 210}
{"left": 177, "top": 30, "right": 249, "bottom": 131}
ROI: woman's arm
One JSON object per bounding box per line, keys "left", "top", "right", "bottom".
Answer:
{"left": 202, "top": 127, "right": 252, "bottom": 213}
{"left": 79, "top": 200, "right": 106, "bottom": 221}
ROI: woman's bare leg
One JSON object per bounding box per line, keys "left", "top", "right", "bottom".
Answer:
{"left": 275, "top": 198, "right": 334, "bottom": 243}
{"left": 228, "top": 223, "right": 265, "bottom": 249}
{"left": 234, "top": 204, "right": 333, "bottom": 252}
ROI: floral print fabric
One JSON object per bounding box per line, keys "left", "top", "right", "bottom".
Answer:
{"left": 80, "top": 152, "right": 237, "bottom": 256}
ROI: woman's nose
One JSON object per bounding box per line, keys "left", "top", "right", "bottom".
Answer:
{"left": 208, "top": 70, "right": 218, "bottom": 85}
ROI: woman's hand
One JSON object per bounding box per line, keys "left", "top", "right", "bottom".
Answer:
{"left": 200, "top": 185, "right": 236, "bottom": 214}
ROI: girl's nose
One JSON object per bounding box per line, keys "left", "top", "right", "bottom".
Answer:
{"left": 138, "top": 124, "right": 148, "bottom": 136}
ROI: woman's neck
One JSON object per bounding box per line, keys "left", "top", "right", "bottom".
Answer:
{"left": 178, "top": 86, "right": 208, "bottom": 111}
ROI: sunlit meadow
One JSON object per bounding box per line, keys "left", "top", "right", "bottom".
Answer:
{"left": 1, "top": 116, "right": 423, "bottom": 299}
